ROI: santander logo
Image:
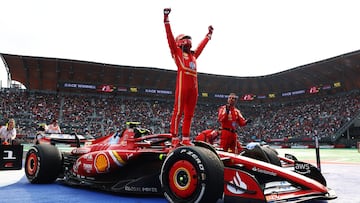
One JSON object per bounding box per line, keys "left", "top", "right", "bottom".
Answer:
{"left": 227, "top": 171, "right": 247, "bottom": 194}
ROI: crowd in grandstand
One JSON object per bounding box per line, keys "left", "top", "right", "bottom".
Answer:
{"left": 1, "top": 88, "right": 360, "bottom": 144}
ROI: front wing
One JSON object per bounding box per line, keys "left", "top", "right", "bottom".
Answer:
{"left": 222, "top": 160, "right": 337, "bottom": 203}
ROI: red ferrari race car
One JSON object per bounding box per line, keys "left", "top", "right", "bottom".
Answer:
{"left": 19, "top": 122, "right": 336, "bottom": 203}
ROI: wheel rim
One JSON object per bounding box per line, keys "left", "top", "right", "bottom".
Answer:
{"left": 168, "top": 160, "right": 198, "bottom": 198}
{"left": 26, "top": 152, "right": 38, "bottom": 176}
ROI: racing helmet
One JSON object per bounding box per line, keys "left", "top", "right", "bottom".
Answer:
{"left": 176, "top": 34, "right": 192, "bottom": 49}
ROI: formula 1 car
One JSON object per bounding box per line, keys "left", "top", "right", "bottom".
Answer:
{"left": 23, "top": 122, "right": 337, "bottom": 203}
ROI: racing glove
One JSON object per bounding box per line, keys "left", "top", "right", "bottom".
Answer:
{"left": 246, "top": 119, "right": 252, "bottom": 124}
{"left": 164, "top": 8, "right": 171, "bottom": 23}
{"left": 207, "top": 25, "right": 214, "bottom": 39}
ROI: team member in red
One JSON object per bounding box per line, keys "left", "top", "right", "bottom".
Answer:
{"left": 195, "top": 128, "right": 243, "bottom": 152}
{"left": 163, "top": 8, "right": 213, "bottom": 146}
{"left": 194, "top": 128, "right": 220, "bottom": 145}
{"left": 218, "top": 93, "right": 251, "bottom": 153}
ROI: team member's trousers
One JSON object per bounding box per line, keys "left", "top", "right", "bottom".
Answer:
{"left": 220, "top": 130, "right": 239, "bottom": 153}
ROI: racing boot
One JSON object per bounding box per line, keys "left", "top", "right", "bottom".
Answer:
{"left": 171, "top": 137, "right": 180, "bottom": 147}
{"left": 180, "top": 137, "right": 193, "bottom": 146}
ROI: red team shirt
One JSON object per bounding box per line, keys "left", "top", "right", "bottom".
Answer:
{"left": 218, "top": 105, "right": 247, "bottom": 130}
{"left": 218, "top": 105, "right": 247, "bottom": 153}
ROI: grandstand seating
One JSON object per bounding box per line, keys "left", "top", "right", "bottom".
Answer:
{"left": 1, "top": 88, "right": 360, "bottom": 146}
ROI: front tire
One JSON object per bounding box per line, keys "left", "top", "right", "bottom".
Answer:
{"left": 25, "top": 144, "right": 62, "bottom": 184}
{"left": 160, "top": 146, "right": 224, "bottom": 203}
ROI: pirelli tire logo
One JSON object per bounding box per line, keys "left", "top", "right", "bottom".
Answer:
{"left": 0, "top": 145, "right": 23, "bottom": 170}
{"left": 179, "top": 148, "right": 206, "bottom": 172}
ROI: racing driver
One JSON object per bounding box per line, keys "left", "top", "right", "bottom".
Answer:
{"left": 163, "top": 8, "right": 214, "bottom": 146}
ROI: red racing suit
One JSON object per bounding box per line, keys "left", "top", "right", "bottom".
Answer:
{"left": 194, "top": 129, "right": 219, "bottom": 144}
{"left": 165, "top": 21, "right": 211, "bottom": 138}
{"left": 218, "top": 105, "right": 247, "bottom": 153}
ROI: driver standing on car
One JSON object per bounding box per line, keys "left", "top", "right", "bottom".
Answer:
{"left": 0, "top": 118, "right": 17, "bottom": 145}
{"left": 164, "top": 8, "right": 214, "bottom": 146}
{"left": 218, "top": 93, "right": 251, "bottom": 153}
{"left": 46, "top": 119, "right": 62, "bottom": 134}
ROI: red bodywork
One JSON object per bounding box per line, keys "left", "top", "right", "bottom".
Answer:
{"left": 70, "top": 128, "right": 172, "bottom": 177}
{"left": 218, "top": 151, "right": 336, "bottom": 202}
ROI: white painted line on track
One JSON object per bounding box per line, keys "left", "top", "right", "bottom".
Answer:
{"left": 0, "top": 168, "right": 24, "bottom": 187}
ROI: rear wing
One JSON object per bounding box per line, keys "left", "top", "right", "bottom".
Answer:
{"left": 36, "top": 133, "right": 93, "bottom": 147}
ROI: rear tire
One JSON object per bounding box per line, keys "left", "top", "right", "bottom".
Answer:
{"left": 160, "top": 146, "right": 224, "bottom": 203}
{"left": 25, "top": 144, "right": 62, "bottom": 184}
{"left": 262, "top": 146, "right": 281, "bottom": 166}
{"left": 242, "top": 144, "right": 281, "bottom": 166}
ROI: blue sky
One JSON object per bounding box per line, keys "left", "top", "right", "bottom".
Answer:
{"left": 1, "top": 0, "right": 360, "bottom": 88}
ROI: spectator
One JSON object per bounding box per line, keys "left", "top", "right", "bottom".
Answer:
{"left": 1, "top": 88, "right": 359, "bottom": 145}
{"left": 46, "top": 119, "right": 62, "bottom": 134}
{"left": 0, "top": 118, "right": 17, "bottom": 145}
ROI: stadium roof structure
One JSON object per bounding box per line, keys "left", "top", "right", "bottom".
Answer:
{"left": 1, "top": 51, "right": 360, "bottom": 97}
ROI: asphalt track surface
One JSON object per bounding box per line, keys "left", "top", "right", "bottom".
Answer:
{"left": 0, "top": 148, "right": 359, "bottom": 203}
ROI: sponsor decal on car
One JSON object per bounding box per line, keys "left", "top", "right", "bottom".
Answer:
{"left": 266, "top": 193, "right": 280, "bottom": 201}
{"left": 251, "top": 166, "right": 277, "bottom": 176}
{"left": 294, "top": 162, "right": 311, "bottom": 175}
{"left": 227, "top": 171, "right": 247, "bottom": 194}
{"left": 83, "top": 163, "right": 93, "bottom": 174}
{"left": 125, "top": 186, "right": 141, "bottom": 192}
{"left": 125, "top": 186, "right": 158, "bottom": 193}
{"left": 83, "top": 154, "right": 93, "bottom": 161}
{"left": 94, "top": 153, "right": 110, "bottom": 173}
{"left": 224, "top": 167, "right": 265, "bottom": 200}
{"left": 71, "top": 148, "right": 90, "bottom": 154}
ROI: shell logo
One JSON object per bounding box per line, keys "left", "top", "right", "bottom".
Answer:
{"left": 95, "top": 153, "right": 110, "bottom": 173}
